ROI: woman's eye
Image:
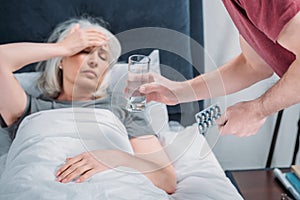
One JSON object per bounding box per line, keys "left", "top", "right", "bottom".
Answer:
{"left": 98, "top": 52, "right": 108, "bottom": 61}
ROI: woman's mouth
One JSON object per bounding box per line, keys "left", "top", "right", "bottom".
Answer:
{"left": 82, "top": 70, "right": 98, "bottom": 78}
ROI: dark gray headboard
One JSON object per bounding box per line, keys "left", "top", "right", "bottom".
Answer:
{"left": 0, "top": 0, "right": 204, "bottom": 125}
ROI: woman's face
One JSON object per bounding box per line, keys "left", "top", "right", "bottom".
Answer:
{"left": 61, "top": 45, "right": 110, "bottom": 95}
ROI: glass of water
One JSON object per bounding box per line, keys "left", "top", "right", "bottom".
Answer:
{"left": 126, "top": 54, "right": 150, "bottom": 112}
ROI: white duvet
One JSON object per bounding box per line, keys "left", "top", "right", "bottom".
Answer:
{"left": 0, "top": 108, "right": 242, "bottom": 200}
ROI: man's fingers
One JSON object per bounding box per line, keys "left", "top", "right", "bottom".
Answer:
{"left": 145, "top": 94, "right": 158, "bottom": 103}
{"left": 216, "top": 113, "right": 228, "bottom": 127}
{"left": 139, "top": 83, "right": 162, "bottom": 94}
{"left": 216, "top": 113, "right": 229, "bottom": 135}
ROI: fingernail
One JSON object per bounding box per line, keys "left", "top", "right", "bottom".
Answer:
{"left": 57, "top": 177, "right": 61, "bottom": 182}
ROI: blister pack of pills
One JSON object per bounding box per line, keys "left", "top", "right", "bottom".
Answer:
{"left": 195, "top": 104, "right": 221, "bottom": 136}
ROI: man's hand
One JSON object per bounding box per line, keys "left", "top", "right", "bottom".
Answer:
{"left": 217, "top": 100, "right": 267, "bottom": 137}
{"left": 126, "top": 72, "right": 195, "bottom": 105}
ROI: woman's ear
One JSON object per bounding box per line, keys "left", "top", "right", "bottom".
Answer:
{"left": 58, "top": 59, "right": 63, "bottom": 70}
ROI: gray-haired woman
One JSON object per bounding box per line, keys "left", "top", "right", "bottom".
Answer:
{"left": 0, "top": 16, "right": 176, "bottom": 194}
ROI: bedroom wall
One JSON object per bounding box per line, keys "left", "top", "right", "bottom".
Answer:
{"left": 203, "top": 0, "right": 300, "bottom": 170}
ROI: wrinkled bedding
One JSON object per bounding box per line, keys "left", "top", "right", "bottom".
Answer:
{"left": 0, "top": 108, "right": 242, "bottom": 200}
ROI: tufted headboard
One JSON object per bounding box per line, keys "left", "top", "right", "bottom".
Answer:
{"left": 0, "top": 0, "right": 204, "bottom": 125}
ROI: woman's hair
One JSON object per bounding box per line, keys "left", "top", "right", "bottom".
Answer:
{"left": 36, "top": 15, "right": 121, "bottom": 99}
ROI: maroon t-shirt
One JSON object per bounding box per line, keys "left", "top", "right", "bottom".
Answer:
{"left": 222, "top": 0, "right": 300, "bottom": 77}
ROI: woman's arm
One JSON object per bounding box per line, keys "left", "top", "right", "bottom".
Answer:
{"left": 56, "top": 136, "right": 176, "bottom": 194}
{"left": 0, "top": 43, "right": 66, "bottom": 72}
{"left": 0, "top": 24, "right": 107, "bottom": 72}
{"left": 128, "top": 135, "right": 176, "bottom": 194}
{"left": 0, "top": 25, "right": 107, "bottom": 126}
{"left": 0, "top": 43, "right": 69, "bottom": 125}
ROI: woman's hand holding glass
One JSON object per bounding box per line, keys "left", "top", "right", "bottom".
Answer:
{"left": 58, "top": 24, "right": 108, "bottom": 57}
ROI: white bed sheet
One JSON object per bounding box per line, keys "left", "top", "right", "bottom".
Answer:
{"left": 0, "top": 108, "right": 242, "bottom": 200}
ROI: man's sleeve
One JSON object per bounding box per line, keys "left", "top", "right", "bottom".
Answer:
{"left": 241, "top": 0, "right": 300, "bottom": 42}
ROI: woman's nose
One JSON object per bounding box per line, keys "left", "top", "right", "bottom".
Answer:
{"left": 87, "top": 52, "right": 98, "bottom": 68}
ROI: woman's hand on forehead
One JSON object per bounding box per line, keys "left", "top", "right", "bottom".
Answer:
{"left": 58, "top": 24, "right": 109, "bottom": 57}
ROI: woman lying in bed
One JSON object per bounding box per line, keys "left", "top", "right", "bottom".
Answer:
{"left": 0, "top": 16, "right": 176, "bottom": 197}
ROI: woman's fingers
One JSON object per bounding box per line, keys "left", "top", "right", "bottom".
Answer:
{"left": 75, "top": 169, "right": 97, "bottom": 183}
{"left": 59, "top": 164, "right": 92, "bottom": 183}
{"left": 69, "top": 23, "right": 80, "bottom": 34}
{"left": 87, "top": 37, "right": 108, "bottom": 47}
{"left": 85, "top": 29, "right": 108, "bottom": 41}
{"left": 61, "top": 27, "right": 109, "bottom": 56}
{"left": 56, "top": 151, "right": 108, "bottom": 183}
{"left": 57, "top": 161, "right": 86, "bottom": 182}
{"left": 56, "top": 155, "right": 83, "bottom": 177}
{"left": 85, "top": 30, "right": 108, "bottom": 47}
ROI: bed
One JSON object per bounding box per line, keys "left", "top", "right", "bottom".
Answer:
{"left": 0, "top": 1, "right": 242, "bottom": 199}
{"left": 0, "top": 50, "right": 242, "bottom": 199}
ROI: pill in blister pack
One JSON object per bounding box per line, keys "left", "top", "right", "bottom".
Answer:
{"left": 195, "top": 104, "right": 221, "bottom": 135}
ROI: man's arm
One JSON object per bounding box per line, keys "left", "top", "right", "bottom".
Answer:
{"left": 258, "top": 12, "right": 300, "bottom": 116}
{"left": 217, "top": 12, "right": 300, "bottom": 137}
{"left": 140, "top": 36, "right": 273, "bottom": 104}
{"left": 188, "top": 36, "right": 274, "bottom": 101}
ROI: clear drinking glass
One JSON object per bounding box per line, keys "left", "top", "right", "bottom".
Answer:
{"left": 126, "top": 54, "right": 150, "bottom": 112}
